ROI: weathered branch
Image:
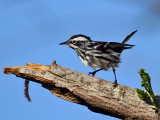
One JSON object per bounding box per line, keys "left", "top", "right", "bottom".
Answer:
{"left": 3, "top": 62, "right": 160, "bottom": 120}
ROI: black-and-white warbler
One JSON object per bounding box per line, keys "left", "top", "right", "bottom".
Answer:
{"left": 60, "top": 30, "right": 137, "bottom": 87}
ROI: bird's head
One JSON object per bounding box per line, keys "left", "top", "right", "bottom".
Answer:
{"left": 59, "top": 34, "right": 91, "bottom": 49}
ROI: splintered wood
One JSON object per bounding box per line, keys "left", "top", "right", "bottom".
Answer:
{"left": 3, "top": 62, "right": 160, "bottom": 120}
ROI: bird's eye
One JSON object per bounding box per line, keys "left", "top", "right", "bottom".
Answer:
{"left": 72, "top": 40, "right": 77, "bottom": 44}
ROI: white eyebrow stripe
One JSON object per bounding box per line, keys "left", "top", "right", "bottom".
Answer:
{"left": 72, "top": 37, "right": 88, "bottom": 41}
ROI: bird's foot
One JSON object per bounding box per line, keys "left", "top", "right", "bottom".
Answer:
{"left": 113, "top": 79, "right": 118, "bottom": 88}
{"left": 88, "top": 71, "right": 96, "bottom": 76}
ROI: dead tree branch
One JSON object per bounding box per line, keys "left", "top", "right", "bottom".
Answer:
{"left": 3, "top": 62, "right": 160, "bottom": 120}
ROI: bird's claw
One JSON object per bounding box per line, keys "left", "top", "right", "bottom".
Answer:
{"left": 113, "top": 79, "right": 118, "bottom": 88}
{"left": 88, "top": 72, "right": 96, "bottom": 76}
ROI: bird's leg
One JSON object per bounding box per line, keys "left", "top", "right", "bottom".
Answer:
{"left": 88, "top": 68, "right": 103, "bottom": 76}
{"left": 112, "top": 68, "right": 118, "bottom": 87}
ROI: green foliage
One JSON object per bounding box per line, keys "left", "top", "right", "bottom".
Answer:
{"left": 137, "top": 89, "right": 151, "bottom": 102}
{"left": 137, "top": 69, "right": 159, "bottom": 112}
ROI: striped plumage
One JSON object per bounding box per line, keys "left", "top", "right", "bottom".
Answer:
{"left": 60, "top": 30, "right": 137, "bottom": 87}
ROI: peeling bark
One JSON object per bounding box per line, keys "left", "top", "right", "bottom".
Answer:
{"left": 3, "top": 62, "right": 160, "bottom": 120}
{"left": 24, "top": 80, "right": 31, "bottom": 102}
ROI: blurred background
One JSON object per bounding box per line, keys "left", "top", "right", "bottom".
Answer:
{"left": 1, "top": 0, "right": 160, "bottom": 120}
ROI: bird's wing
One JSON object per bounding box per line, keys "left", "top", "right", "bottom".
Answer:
{"left": 88, "top": 41, "right": 134, "bottom": 53}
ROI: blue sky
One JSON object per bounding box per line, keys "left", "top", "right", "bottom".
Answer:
{"left": 1, "top": 0, "right": 160, "bottom": 120}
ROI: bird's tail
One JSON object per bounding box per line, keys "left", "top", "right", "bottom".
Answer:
{"left": 122, "top": 30, "right": 137, "bottom": 44}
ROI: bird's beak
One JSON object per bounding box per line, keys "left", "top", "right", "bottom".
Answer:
{"left": 59, "top": 41, "right": 67, "bottom": 45}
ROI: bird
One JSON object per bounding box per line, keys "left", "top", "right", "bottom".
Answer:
{"left": 59, "top": 30, "right": 137, "bottom": 87}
